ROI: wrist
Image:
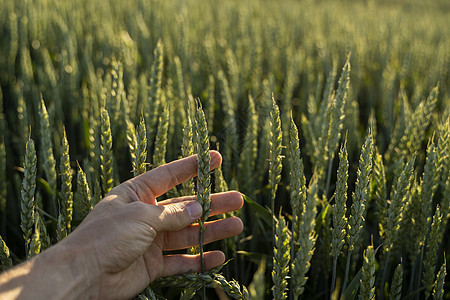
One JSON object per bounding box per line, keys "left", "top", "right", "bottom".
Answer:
{"left": 0, "top": 240, "right": 100, "bottom": 299}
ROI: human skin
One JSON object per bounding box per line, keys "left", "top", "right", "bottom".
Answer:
{"left": 0, "top": 151, "right": 244, "bottom": 299}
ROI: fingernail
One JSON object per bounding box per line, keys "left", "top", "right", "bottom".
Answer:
{"left": 185, "top": 201, "right": 202, "bottom": 219}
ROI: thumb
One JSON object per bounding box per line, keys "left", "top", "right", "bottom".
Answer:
{"left": 146, "top": 201, "right": 203, "bottom": 232}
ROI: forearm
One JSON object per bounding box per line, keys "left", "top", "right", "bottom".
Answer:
{"left": 0, "top": 242, "right": 99, "bottom": 299}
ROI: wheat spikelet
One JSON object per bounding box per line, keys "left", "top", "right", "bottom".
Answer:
{"left": 272, "top": 213, "right": 291, "bottom": 300}
{"left": 385, "top": 156, "right": 415, "bottom": 253}
{"left": 292, "top": 179, "right": 318, "bottom": 299}
{"left": 0, "top": 235, "right": 13, "bottom": 270}
{"left": 154, "top": 265, "right": 248, "bottom": 299}
{"left": 385, "top": 90, "right": 409, "bottom": 163}
{"left": 248, "top": 257, "right": 266, "bottom": 300}
{"left": 27, "top": 212, "right": 41, "bottom": 258}
{"left": 331, "top": 140, "right": 348, "bottom": 258}
{"left": 146, "top": 40, "right": 163, "bottom": 149}
{"left": 75, "top": 164, "right": 92, "bottom": 218}
{"left": 136, "top": 116, "right": 147, "bottom": 175}
{"left": 126, "top": 119, "right": 138, "bottom": 174}
{"left": 16, "top": 95, "right": 28, "bottom": 162}
{"left": 36, "top": 206, "right": 50, "bottom": 251}
{"left": 390, "top": 262, "right": 403, "bottom": 300}
{"left": 289, "top": 115, "right": 307, "bottom": 249}
{"left": 269, "top": 95, "right": 283, "bottom": 216}
{"left": 205, "top": 74, "right": 215, "bottom": 133}
{"left": 56, "top": 211, "right": 67, "bottom": 242}
{"left": 359, "top": 245, "right": 375, "bottom": 300}
{"left": 372, "top": 149, "right": 387, "bottom": 239}
{"left": 21, "top": 139, "right": 37, "bottom": 254}
{"left": 196, "top": 100, "right": 210, "bottom": 273}
{"left": 181, "top": 113, "right": 195, "bottom": 195}
{"left": 347, "top": 134, "right": 373, "bottom": 252}
{"left": 422, "top": 205, "right": 443, "bottom": 297}
{"left": 100, "top": 108, "right": 114, "bottom": 195}
{"left": 59, "top": 128, "right": 73, "bottom": 232}
{"left": 326, "top": 56, "right": 350, "bottom": 161}
{"left": 153, "top": 106, "right": 169, "bottom": 167}
{"left": 38, "top": 97, "right": 57, "bottom": 195}
{"left": 397, "top": 84, "right": 438, "bottom": 159}
{"left": 432, "top": 258, "right": 446, "bottom": 300}
{"left": 218, "top": 69, "right": 238, "bottom": 178}
{"left": 416, "top": 141, "right": 439, "bottom": 248}
{"left": 238, "top": 94, "right": 258, "bottom": 196}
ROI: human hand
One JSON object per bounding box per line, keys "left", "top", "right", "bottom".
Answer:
{"left": 63, "top": 151, "right": 243, "bottom": 299}
{"left": 0, "top": 151, "right": 243, "bottom": 300}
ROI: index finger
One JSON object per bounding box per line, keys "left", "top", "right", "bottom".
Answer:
{"left": 126, "top": 151, "right": 222, "bottom": 203}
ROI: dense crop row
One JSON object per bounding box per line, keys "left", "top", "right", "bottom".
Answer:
{"left": 0, "top": 0, "right": 449, "bottom": 298}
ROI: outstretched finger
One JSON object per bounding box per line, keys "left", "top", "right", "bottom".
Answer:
{"left": 160, "top": 251, "right": 225, "bottom": 277}
{"left": 124, "top": 151, "right": 222, "bottom": 204}
{"left": 157, "top": 191, "right": 243, "bottom": 217}
{"left": 163, "top": 217, "right": 243, "bottom": 251}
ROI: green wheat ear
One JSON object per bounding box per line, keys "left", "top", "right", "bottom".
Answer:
{"left": 153, "top": 106, "right": 169, "bottom": 167}
{"left": 181, "top": 111, "right": 195, "bottom": 195}
{"left": 59, "top": 128, "right": 73, "bottom": 233}
{"left": 238, "top": 94, "right": 258, "bottom": 196}
{"left": 269, "top": 94, "right": 283, "bottom": 217}
{"left": 385, "top": 156, "right": 415, "bottom": 254}
{"left": 433, "top": 257, "right": 446, "bottom": 300}
{"left": 422, "top": 205, "right": 443, "bottom": 297}
{"left": 390, "top": 262, "right": 403, "bottom": 300}
{"left": 196, "top": 99, "right": 210, "bottom": 275}
{"left": 146, "top": 40, "right": 164, "bottom": 151}
{"left": 292, "top": 178, "right": 318, "bottom": 299}
{"left": 0, "top": 235, "right": 13, "bottom": 270}
{"left": 100, "top": 108, "right": 114, "bottom": 195}
{"left": 359, "top": 244, "right": 375, "bottom": 300}
{"left": 75, "top": 163, "right": 93, "bottom": 218}
{"left": 21, "top": 139, "right": 37, "bottom": 255}
{"left": 347, "top": 133, "right": 373, "bottom": 252}
{"left": 331, "top": 139, "right": 348, "bottom": 259}
{"left": 272, "top": 213, "right": 290, "bottom": 300}
{"left": 39, "top": 97, "right": 57, "bottom": 194}
{"left": 289, "top": 114, "right": 307, "bottom": 250}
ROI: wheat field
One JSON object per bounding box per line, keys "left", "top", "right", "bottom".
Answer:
{"left": 0, "top": 0, "right": 449, "bottom": 299}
